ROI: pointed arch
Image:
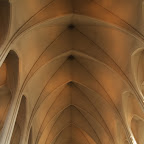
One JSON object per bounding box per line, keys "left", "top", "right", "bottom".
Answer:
{"left": 131, "top": 115, "right": 144, "bottom": 144}
{"left": 10, "top": 95, "right": 26, "bottom": 144}
{"left": 6, "top": 50, "right": 19, "bottom": 95}
{"left": 131, "top": 48, "right": 144, "bottom": 96}
{"left": 0, "top": 50, "right": 19, "bottom": 134}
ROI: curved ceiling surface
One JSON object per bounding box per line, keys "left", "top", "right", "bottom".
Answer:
{"left": 0, "top": 0, "right": 144, "bottom": 144}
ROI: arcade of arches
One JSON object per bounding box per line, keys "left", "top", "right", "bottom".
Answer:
{"left": 0, "top": 0, "right": 144, "bottom": 144}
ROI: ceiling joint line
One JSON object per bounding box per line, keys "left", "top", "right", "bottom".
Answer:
{"left": 75, "top": 27, "right": 144, "bottom": 111}
{"left": 74, "top": 58, "right": 131, "bottom": 142}
{"left": 26, "top": 59, "right": 69, "bottom": 138}
{"left": 35, "top": 85, "right": 69, "bottom": 144}
{"left": 0, "top": 0, "right": 57, "bottom": 61}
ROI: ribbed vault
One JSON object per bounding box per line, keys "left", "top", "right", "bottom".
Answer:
{"left": 0, "top": 0, "right": 144, "bottom": 144}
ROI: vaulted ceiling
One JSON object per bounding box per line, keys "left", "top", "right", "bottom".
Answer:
{"left": 0, "top": 0, "right": 144, "bottom": 144}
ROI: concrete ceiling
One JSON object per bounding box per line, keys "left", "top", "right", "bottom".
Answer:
{"left": 0, "top": 0, "right": 144, "bottom": 144}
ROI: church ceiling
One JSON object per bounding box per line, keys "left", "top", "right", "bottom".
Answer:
{"left": 0, "top": 0, "right": 144, "bottom": 144}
